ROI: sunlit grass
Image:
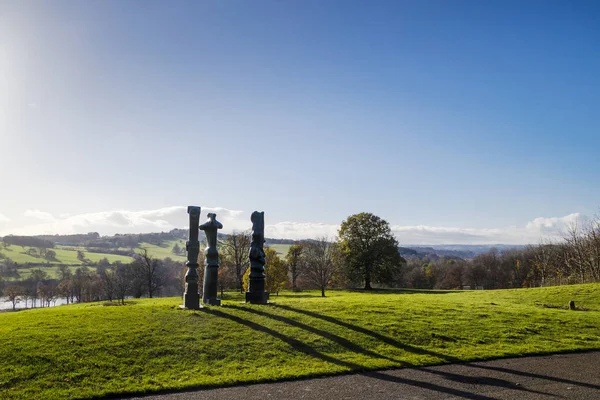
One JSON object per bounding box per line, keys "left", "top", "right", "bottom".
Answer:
{"left": 0, "top": 284, "right": 599, "bottom": 399}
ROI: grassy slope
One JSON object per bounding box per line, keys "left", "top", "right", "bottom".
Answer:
{"left": 1, "top": 241, "right": 186, "bottom": 280}
{"left": 0, "top": 246, "right": 133, "bottom": 265}
{"left": 267, "top": 243, "right": 291, "bottom": 257}
{"left": 1, "top": 284, "right": 600, "bottom": 400}
{"left": 138, "top": 240, "right": 187, "bottom": 262}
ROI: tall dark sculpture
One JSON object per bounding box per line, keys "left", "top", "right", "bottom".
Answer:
{"left": 182, "top": 206, "right": 201, "bottom": 309}
{"left": 200, "top": 213, "right": 223, "bottom": 306}
{"left": 246, "top": 211, "right": 269, "bottom": 304}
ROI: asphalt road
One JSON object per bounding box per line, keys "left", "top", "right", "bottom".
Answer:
{"left": 123, "top": 352, "right": 600, "bottom": 399}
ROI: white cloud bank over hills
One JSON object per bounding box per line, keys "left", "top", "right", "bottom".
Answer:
{"left": 0, "top": 206, "right": 586, "bottom": 245}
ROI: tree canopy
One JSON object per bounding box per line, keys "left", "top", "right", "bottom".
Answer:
{"left": 337, "top": 212, "right": 405, "bottom": 289}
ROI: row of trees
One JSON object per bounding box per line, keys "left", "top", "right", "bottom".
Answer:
{"left": 219, "top": 213, "right": 406, "bottom": 296}
{"left": 403, "top": 216, "right": 600, "bottom": 290}
{"left": 0, "top": 250, "right": 186, "bottom": 310}
{"left": 6, "top": 211, "right": 596, "bottom": 310}
{"left": 1, "top": 213, "right": 408, "bottom": 307}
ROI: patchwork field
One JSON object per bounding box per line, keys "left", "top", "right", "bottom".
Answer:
{"left": 0, "top": 240, "right": 191, "bottom": 280}
{"left": 0, "top": 246, "right": 134, "bottom": 265}
{"left": 1, "top": 284, "right": 599, "bottom": 400}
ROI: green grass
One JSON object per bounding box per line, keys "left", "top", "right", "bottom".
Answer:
{"left": 138, "top": 240, "right": 187, "bottom": 262}
{"left": 13, "top": 265, "right": 83, "bottom": 280}
{"left": 0, "top": 246, "right": 133, "bottom": 266}
{"left": 267, "top": 243, "right": 291, "bottom": 257}
{"left": 1, "top": 284, "right": 600, "bottom": 400}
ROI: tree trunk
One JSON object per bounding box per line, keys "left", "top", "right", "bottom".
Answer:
{"left": 321, "top": 287, "right": 325, "bottom": 297}
{"left": 364, "top": 274, "right": 372, "bottom": 290}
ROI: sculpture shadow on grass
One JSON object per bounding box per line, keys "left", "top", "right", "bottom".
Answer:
{"left": 266, "top": 304, "right": 574, "bottom": 396}
{"left": 201, "top": 307, "right": 500, "bottom": 400}
{"left": 272, "top": 304, "right": 461, "bottom": 363}
{"left": 226, "top": 304, "right": 401, "bottom": 364}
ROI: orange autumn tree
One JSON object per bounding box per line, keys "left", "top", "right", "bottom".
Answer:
{"left": 242, "top": 247, "right": 289, "bottom": 295}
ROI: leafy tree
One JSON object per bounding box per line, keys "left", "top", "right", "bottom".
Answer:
{"left": 25, "top": 247, "right": 39, "bottom": 257}
{"left": 44, "top": 249, "right": 57, "bottom": 261}
{"left": 57, "top": 264, "right": 72, "bottom": 281}
{"left": 97, "top": 257, "right": 111, "bottom": 268}
{"left": 286, "top": 243, "right": 304, "bottom": 291}
{"left": 57, "top": 279, "right": 74, "bottom": 304}
{"left": 242, "top": 266, "right": 250, "bottom": 292}
{"left": 28, "top": 269, "right": 49, "bottom": 307}
{"left": 337, "top": 213, "right": 405, "bottom": 289}
{"left": 264, "top": 247, "right": 288, "bottom": 295}
{"left": 172, "top": 243, "right": 181, "bottom": 255}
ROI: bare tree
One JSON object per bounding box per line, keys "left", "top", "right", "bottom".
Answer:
{"left": 132, "top": 248, "right": 166, "bottom": 298}
{"left": 532, "top": 240, "right": 558, "bottom": 287}
{"left": 563, "top": 222, "right": 588, "bottom": 283}
{"left": 582, "top": 215, "right": 600, "bottom": 281}
{"left": 302, "top": 237, "right": 338, "bottom": 297}
{"left": 220, "top": 231, "right": 251, "bottom": 293}
{"left": 99, "top": 266, "right": 117, "bottom": 301}
{"left": 4, "top": 285, "right": 24, "bottom": 311}
{"left": 114, "top": 263, "right": 134, "bottom": 304}
{"left": 38, "top": 282, "right": 55, "bottom": 307}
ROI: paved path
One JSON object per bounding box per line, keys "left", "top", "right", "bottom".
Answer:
{"left": 125, "top": 352, "right": 600, "bottom": 399}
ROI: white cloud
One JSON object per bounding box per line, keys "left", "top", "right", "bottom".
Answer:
{"left": 0, "top": 213, "right": 10, "bottom": 223}
{"left": 24, "top": 209, "right": 56, "bottom": 221}
{"left": 392, "top": 213, "right": 586, "bottom": 245}
{"left": 525, "top": 213, "right": 583, "bottom": 232}
{"left": 4, "top": 206, "right": 247, "bottom": 236}
{"left": 265, "top": 221, "right": 339, "bottom": 240}
{"left": 0, "top": 206, "right": 586, "bottom": 245}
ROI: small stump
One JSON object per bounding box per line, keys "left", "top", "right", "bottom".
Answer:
{"left": 568, "top": 300, "right": 576, "bottom": 310}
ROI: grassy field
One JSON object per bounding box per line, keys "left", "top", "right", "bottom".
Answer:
{"left": 1, "top": 241, "right": 286, "bottom": 271}
{"left": 0, "top": 241, "right": 186, "bottom": 280}
{"left": 266, "top": 243, "right": 292, "bottom": 257}
{"left": 0, "top": 246, "right": 133, "bottom": 265}
{"left": 138, "top": 240, "right": 187, "bottom": 262}
{"left": 1, "top": 284, "right": 599, "bottom": 399}
{"left": 13, "top": 265, "right": 82, "bottom": 280}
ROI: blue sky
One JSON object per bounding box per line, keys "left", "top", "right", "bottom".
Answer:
{"left": 0, "top": 0, "right": 599, "bottom": 244}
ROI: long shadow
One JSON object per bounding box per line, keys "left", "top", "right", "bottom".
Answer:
{"left": 419, "top": 367, "right": 557, "bottom": 397}
{"left": 200, "top": 308, "right": 356, "bottom": 369}
{"left": 465, "top": 362, "right": 600, "bottom": 391}
{"left": 272, "top": 303, "right": 460, "bottom": 363}
{"left": 202, "top": 307, "right": 498, "bottom": 400}
{"left": 273, "top": 304, "right": 600, "bottom": 393}
{"left": 226, "top": 304, "right": 400, "bottom": 363}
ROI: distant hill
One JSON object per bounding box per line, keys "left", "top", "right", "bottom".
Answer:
{"left": 1, "top": 230, "right": 528, "bottom": 264}
{"left": 402, "top": 244, "right": 529, "bottom": 260}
